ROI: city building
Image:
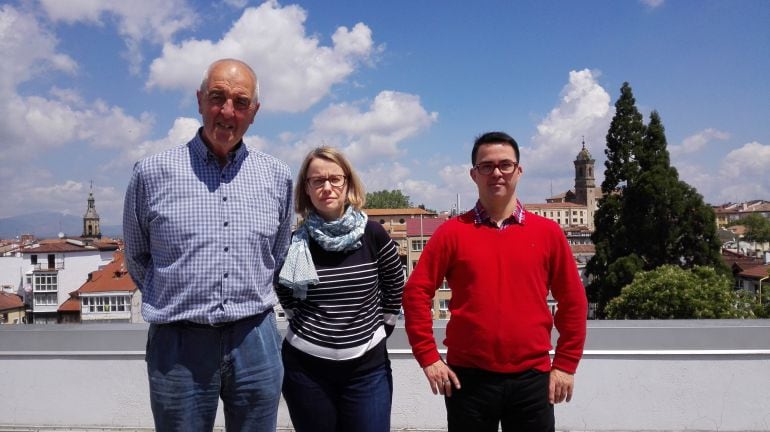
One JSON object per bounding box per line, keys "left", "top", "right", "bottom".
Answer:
{"left": 82, "top": 182, "right": 101, "bottom": 238}
{"left": 713, "top": 200, "right": 770, "bottom": 228}
{"left": 0, "top": 291, "right": 25, "bottom": 324}
{"left": 18, "top": 191, "right": 119, "bottom": 323}
{"left": 58, "top": 251, "right": 143, "bottom": 324}
{"left": 528, "top": 140, "right": 601, "bottom": 231}
{"left": 405, "top": 216, "right": 450, "bottom": 319}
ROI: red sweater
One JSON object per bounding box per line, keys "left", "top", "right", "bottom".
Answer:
{"left": 403, "top": 210, "right": 587, "bottom": 374}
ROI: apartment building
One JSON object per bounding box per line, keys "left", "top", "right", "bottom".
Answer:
{"left": 59, "top": 250, "right": 143, "bottom": 324}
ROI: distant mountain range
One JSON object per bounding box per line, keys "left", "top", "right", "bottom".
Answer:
{"left": 0, "top": 212, "right": 122, "bottom": 239}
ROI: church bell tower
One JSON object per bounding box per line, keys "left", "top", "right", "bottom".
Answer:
{"left": 82, "top": 182, "right": 101, "bottom": 238}
{"left": 574, "top": 139, "right": 597, "bottom": 223}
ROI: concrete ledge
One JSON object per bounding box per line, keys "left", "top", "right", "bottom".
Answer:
{"left": 1, "top": 320, "right": 769, "bottom": 431}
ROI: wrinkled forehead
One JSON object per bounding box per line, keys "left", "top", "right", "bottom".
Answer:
{"left": 205, "top": 63, "right": 256, "bottom": 96}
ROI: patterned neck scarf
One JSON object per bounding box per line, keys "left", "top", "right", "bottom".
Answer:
{"left": 278, "top": 206, "right": 368, "bottom": 299}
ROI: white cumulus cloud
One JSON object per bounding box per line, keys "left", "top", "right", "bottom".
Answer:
{"left": 122, "top": 117, "right": 201, "bottom": 164}
{"left": 146, "top": 0, "right": 377, "bottom": 112}
{"left": 670, "top": 128, "right": 730, "bottom": 157}
{"left": 39, "top": 0, "right": 197, "bottom": 74}
{"left": 523, "top": 69, "right": 613, "bottom": 202}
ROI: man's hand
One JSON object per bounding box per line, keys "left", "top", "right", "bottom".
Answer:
{"left": 549, "top": 368, "right": 575, "bottom": 404}
{"left": 422, "top": 360, "right": 461, "bottom": 397}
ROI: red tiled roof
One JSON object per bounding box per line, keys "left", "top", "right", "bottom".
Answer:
{"left": 74, "top": 251, "right": 137, "bottom": 294}
{"left": 738, "top": 264, "right": 770, "bottom": 279}
{"left": 0, "top": 292, "right": 24, "bottom": 312}
{"left": 722, "top": 250, "right": 765, "bottom": 271}
{"left": 525, "top": 202, "right": 587, "bottom": 210}
{"left": 20, "top": 237, "right": 119, "bottom": 254}
{"left": 571, "top": 244, "right": 596, "bottom": 254}
{"left": 364, "top": 208, "right": 437, "bottom": 216}
{"left": 406, "top": 218, "right": 448, "bottom": 236}
{"left": 58, "top": 296, "right": 81, "bottom": 312}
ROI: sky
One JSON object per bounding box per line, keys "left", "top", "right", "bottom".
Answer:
{"left": 1, "top": 0, "right": 769, "bottom": 227}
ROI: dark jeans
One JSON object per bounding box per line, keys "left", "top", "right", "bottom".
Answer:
{"left": 282, "top": 341, "right": 393, "bottom": 432}
{"left": 445, "top": 366, "right": 554, "bottom": 432}
{"left": 145, "top": 311, "right": 283, "bottom": 432}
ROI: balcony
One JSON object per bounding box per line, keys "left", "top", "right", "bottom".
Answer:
{"left": 1, "top": 320, "right": 769, "bottom": 431}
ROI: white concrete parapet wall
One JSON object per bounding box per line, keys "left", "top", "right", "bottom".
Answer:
{"left": 1, "top": 320, "right": 769, "bottom": 431}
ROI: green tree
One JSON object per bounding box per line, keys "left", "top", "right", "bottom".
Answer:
{"left": 587, "top": 85, "right": 727, "bottom": 316}
{"left": 606, "top": 265, "right": 753, "bottom": 319}
{"left": 728, "top": 214, "right": 770, "bottom": 243}
{"left": 601, "top": 82, "right": 645, "bottom": 191}
{"left": 365, "top": 190, "right": 412, "bottom": 208}
{"left": 587, "top": 82, "right": 645, "bottom": 310}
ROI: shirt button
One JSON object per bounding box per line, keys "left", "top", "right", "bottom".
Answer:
{"left": 223, "top": 196, "right": 227, "bottom": 202}
{"left": 224, "top": 247, "right": 229, "bottom": 252}
{"left": 224, "top": 273, "right": 229, "bottom": 279}
{"left": 223, "top": 221, "right": 229, "bottom": 227}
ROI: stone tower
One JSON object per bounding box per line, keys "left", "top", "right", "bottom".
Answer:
{"left": 82, "top": 182, "right": 101, "bottom": 238}
{"left": 574, "top": 139, "right": 597, "bottom": 221}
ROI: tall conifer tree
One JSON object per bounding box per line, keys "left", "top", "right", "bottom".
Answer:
{"left": 587, "top": 85, "right": 726, "bottom": 317}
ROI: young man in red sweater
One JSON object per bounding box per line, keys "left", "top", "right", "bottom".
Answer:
{"left": 403, "top": 131, "right": 588, "bottom": 431}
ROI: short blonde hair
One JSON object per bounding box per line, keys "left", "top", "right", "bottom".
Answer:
{"left": 295, "top": 147, "right": 366, "bottom": 218}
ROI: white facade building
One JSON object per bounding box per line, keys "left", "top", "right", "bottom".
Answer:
{"left": 20, "top": 238, "right": 118, "bottom": 323}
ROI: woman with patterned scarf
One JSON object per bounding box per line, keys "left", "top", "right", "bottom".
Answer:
{"left": 277, "top": 146, "right": 405, "bottom": 432}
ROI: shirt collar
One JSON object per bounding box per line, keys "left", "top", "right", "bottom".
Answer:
{"left": 189, "top": 127, "right": 248, "bottom": 165}
{"left": 472, "top": 199, "right": 526, "bottom": 227}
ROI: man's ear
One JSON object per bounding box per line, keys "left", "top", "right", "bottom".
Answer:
{"left": 196, "top": 90, "right": 204, "bottom": 115}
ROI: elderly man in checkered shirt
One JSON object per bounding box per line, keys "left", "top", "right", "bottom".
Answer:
{"left": 123, "top": 58, "right": 293, "bottom": 432}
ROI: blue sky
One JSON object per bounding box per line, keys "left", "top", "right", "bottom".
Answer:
{"left": 1, "top": 0, "right": 769, "bottom": 227}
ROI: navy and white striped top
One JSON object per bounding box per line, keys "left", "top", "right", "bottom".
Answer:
{"left": 277, "top": 221, "right": 405, "bottom": 360}
{"left": 123, "top": 129, "right": 293, "bottom": 324}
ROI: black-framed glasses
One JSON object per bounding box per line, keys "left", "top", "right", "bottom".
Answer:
{"left": 306, "top": 175, "right": 347, "bottom": 189}
{"left": 474, "top": 161, "right": 519, "bottom": 175}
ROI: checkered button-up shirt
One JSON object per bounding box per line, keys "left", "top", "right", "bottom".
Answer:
{"left": 472, "top": 199, "right": 526, "bottom": 229}
{"left": 123, "top": 130, "right": 293, "bottom": 324}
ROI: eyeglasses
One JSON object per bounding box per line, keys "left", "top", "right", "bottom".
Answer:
{"left": 474, "top": 161, "right": 519, "bottom": 176}
{"left": 306, "top": 175, "right": 347, "bottom": 189}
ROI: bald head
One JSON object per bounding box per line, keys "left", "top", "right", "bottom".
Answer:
{"left": 200, "top": 59, "right": 259, "bottom": 104}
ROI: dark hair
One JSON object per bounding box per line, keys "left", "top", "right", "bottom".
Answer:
{"left": 471, "top": 131, "right": 520, "bottom": 165}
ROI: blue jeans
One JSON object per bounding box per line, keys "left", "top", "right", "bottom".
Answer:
{"left": 146, "top": 311, "right": 283, "bottom": 432}
{"left": 445, "top": 366, "right": 554, "bottom": 432}
{"left": 282, "top": 341, "right": 393, "bottom": 432}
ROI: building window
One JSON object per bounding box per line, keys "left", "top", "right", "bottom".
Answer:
{"left": 411, "top": 239, "right": 428, "bottom": 251}
{"left": 438, "top": 280, "right": 450, "bottom": 291}
{"left": 34, "top": 274, "right": 58, "bottom": 292}
{"left": 30, "top": 255, "right": 38, "bottom": 265}
{"left": 439, "top": 299, "right": 450, "bottom": 311}
{"left": 411, "top": 260, "right": 418, "bottom": 270}
{"left": 33, "top": 293, "right": 57, "bottom": 306}
{"left": 83, "top": 296, "right": 128, "bottom": 313}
